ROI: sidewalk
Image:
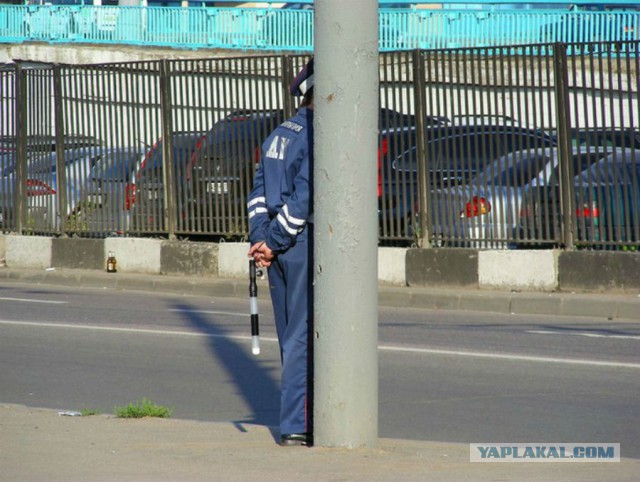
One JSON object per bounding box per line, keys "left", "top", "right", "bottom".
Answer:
{"left": 1, "top": 266, "right": 639, "bottom": 321}
{"left": 2, "top": 404, "right": 639, "bottom": 482}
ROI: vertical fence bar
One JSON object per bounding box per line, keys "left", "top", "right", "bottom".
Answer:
{"left": 52, "top": 64, "right": 68, "bottom": 236}
{"left": 14, "top": 64, "right": 26, "bottom": 234}
{"left": 413, "top": 49, "right": 430, "bottom": 248}
{"left": 542, "top": 44, "right": 556, "bottom": 245}
{"left": 553, "top": 43, "right": 575, "bottom": 250}
{"left": 159, "top": 59, "right": 176, "bottom": 239}
{"left": 171, "top": 59, "right": 185, "bottom": 235}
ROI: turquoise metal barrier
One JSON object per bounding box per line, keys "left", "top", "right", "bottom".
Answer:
{"left": 0, "top": 5, "right": 638, "bottom": 51}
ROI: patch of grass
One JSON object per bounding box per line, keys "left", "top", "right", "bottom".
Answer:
{"left": 113, "top": 398, "right": 173, "bottom": 419}
{"left": 80, "top": 409, "right": 101, "bottom": 416}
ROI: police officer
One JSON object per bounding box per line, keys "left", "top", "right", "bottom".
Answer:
{"left": 247, "top": 58, "right": 314, "bottom": 447}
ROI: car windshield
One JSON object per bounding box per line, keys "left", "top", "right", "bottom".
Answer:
{"left": 570, "top": 129, "right": 640, "bottom": 150}
{"left": 578, "top": 152, "right": 640, "bottom": 185}
{"left": 473, "top": 150, "right": 553, "bottom": 188}
{"left": 91, "top": 150, "right": 141, "bottom": 181}
{"left": 26, "top": 147, "right": 98, "bottom": 174}
{"left": 137, "top": 134, "right": 202, "bottom": 182}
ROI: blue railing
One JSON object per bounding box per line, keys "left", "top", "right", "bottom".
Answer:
{"left": 0, "top": 5, "right": 638, "bottom": 51}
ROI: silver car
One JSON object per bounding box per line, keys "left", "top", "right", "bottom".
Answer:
{"left": 26, "top": 146, "right": 144, "bottom": 233}
{"left": 429, "top": 146, "right": 622, "bottom": 248}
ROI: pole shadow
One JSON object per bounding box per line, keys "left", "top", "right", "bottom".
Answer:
{"left": 172, "top": 301, "right": 281, "bottom": 442}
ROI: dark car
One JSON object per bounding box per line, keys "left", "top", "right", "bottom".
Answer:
{"left": 183, "top": 109, "right": 286, "bottom": 234}
{"left": 519, "top": 148, "right": 640, "bottom": 248}
{"left": 128, "top": 132, "right": 205, "bottom": 233}
{"left": 563, "top": 127, "right": 640, "bottom": 150}
{"left": 379, "top": 121, "right": 556, "bottom": 239}
{"left": 0, "top": 153, "right": 16, "bottom": 229}
{"left": 184, "top": 107, "right": 421, "bottom": 235}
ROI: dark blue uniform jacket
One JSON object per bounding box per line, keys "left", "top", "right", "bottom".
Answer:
{"left": 247, "top": 107, "right": 313, "bottom": 251}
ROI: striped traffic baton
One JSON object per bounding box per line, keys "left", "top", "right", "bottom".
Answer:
{"left": 249, "top": 259, "right": 261, "bottom": 355}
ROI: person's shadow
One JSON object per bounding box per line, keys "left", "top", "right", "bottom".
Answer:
{"left": 173, "top": 301, "right": 281, "bottom": 442}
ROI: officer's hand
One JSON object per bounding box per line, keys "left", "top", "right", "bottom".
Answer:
{"left": 248, "top": 241, "right": 265, "bottom": 259}
{"left": 249, "top": 241, "right": 275, "bottom": 268}
{"left": 256, "top": 244, "right": 275, "bottom": 268}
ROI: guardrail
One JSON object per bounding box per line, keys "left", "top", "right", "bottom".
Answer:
{"left": 0, "top": 5, "right": 638, "bottom": 51}
{"left": 1, "top": 42, "right": 638, "bottom": 250}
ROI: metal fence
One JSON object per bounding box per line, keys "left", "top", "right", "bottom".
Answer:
{"left": 1, "top": 42, "right": 638, "bottom": 250}
{"left": 0, "top": 5, "right": 639, "bottom": 52}
{"left": 402, "top": 42, "right": 639, "bottom": 250}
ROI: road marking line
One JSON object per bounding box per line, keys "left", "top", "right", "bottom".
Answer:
{"left": 168, "top": 309, "right": 247, "bottom": 317}
{"left": 2, "top": 320, "right": 639, "bottom": 369}
{"left": 0, "top": 297, "right": 68, "bottom": 304}
{"left": 377, "top": 344, "right": 640, "bottom": 369}
{"left": 527, "top": 330, "right": 640, "bottom": 341}
{"left": 0, "top": 319, "right": 279, "bottom": 343}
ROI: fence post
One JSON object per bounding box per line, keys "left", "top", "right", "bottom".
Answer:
{"left": 14, "top": 64, "right": 27, "bottom": 235}
{"left": 53, "top": 64, "right": 68, "bottom": 236}
{"left": 552, "top": 43, "right": 575, "bottom": 250}
{"left": 412, "top": 49, "right": 431, "bottom": 248}
{"left": 159, "top": 59, "right": 176, "bottom": 240}
{"left": 282, "top": 54, "right": 297, "bottom": 119}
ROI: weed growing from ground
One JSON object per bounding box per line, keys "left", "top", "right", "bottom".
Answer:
{"left": 113, "top": 398, "right": 172, "bottom": 419}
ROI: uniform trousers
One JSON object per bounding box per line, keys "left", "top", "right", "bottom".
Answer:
{"left": 267, "top": 227, "right": 313, "bottom": 435}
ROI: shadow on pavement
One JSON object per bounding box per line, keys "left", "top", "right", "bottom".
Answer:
{"left": 172, "top": 301, "right": 281, "bottom": 442}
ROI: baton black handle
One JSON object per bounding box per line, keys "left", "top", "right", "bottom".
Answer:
{"left": 249, "top": 259, "right": 260, "bottom": 355}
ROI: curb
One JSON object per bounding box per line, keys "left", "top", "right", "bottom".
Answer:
{"left": 2, "top": 267, "right": 639, "bottom": 321}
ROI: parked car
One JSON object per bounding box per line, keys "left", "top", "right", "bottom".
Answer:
{"left": 128, "top": 132, "right": 206, "bottom": 232}
{"left": 519, "top": 149, "right": 640, "bottom": 248}
{"left": 379, "top": 122, "right": 556, "bottom": 239}
{"left": 428, "top": 145, "right": 616, "bottom": 248}
{"left": 184, "top": 109, "right": 287, "bottom": 234}
{"left": 0, "top": 134, "right": 101, "bottom": 161}
{"left": 25, "top": 146, "right": 141, "bottom": 232}
{"left": 79, "top": 147, "right": 146, "bottom": 235}
{"left": 0, "top": 153, "right": 16, "bottom": 228}
{"left": 0, "top": 135, "right": 103, "bottom": 230}
{"left": 563, "top": 127, "right": 640, "bottom": 150}
{"left": 185, "top": 107, "right": 421, "bottom": 235}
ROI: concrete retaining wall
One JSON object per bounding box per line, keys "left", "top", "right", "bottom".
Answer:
{"left": 1, "top": 234, "right": 638, "bottom": 292}
{"left": 406, "top": 247, "right": 640, "bottom": 293}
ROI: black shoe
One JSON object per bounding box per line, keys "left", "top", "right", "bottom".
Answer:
{"left": 279, "top": 433, "right": 309, "bottom": 446}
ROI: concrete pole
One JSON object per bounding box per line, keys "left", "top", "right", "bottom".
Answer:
{"left": 313, "top": 0, "right": 379, "bottom": 448}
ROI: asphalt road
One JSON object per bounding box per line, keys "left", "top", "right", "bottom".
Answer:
{"left": 1, "top": 281, "right": 639, "bottom": 459}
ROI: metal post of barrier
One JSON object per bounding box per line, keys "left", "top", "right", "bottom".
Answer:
{"left": 282, "top": 55, "right": 297, "bottom": 119}
{"left": 53, "top": 64, "right": 68, "bottom": 236}
{"left": 552, "top": 42, "right": 575, "bottom": 250}
{"left": 159, "top": 59, "right": 176, "bottom": 240}
{"left": 413, "top": 49, "right": 431, "bottom": 248}
{"left": 14, "top": 63, "right": 27, "bottom": 235}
